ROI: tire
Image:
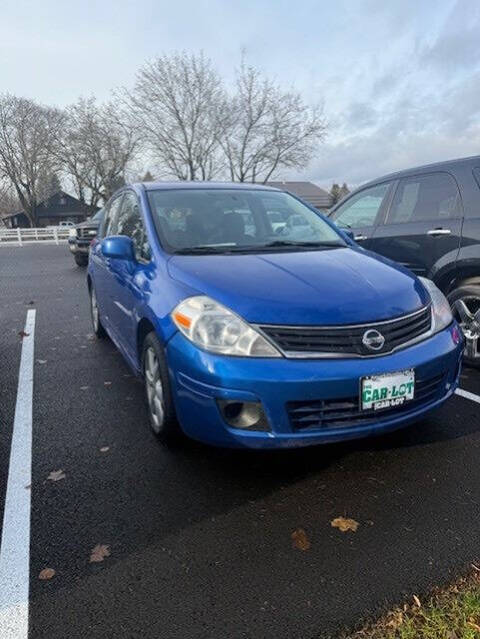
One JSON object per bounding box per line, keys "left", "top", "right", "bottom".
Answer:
{"left": 447, "top": 284, "right": 480, "bottom": 368}
{"left": 89, "top": 284, "right": 106, "bottom": 338}
{"left": 141, "top": 332, "right": 183, "bottom": 445}
{"left": 74, "top": 253, "right": 88, "bottom": 267}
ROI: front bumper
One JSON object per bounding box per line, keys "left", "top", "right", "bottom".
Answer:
{"left": 166, "top": 323, "right": 463, "bottom": 448}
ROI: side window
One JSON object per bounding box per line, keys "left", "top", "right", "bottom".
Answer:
{"left": 386, "top": 172, "right": 461, "bottom": 224}
{"left": 118, "top": 192, "right": 151, "bottom": 262}
{"left": 331, "top": 183, "right": 390, "bottom": 229}
{"left": 103, "top": 196, "right": 124, "bottom": 237}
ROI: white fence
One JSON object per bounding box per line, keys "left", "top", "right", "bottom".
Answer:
{"left": 0, "top": 227, "right": 71, "bottom": 246}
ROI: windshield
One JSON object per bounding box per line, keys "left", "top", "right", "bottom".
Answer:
{"left": 147, "top": 189, "right": 345, "bottom": 254}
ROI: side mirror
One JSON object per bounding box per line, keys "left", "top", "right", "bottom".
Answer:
{"left": 102, "top": 235, "right": 135, "bottom": 261}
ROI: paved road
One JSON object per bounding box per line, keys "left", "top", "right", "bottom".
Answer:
{"left": 1, "top": 244, "right": 479, "bottom": 639}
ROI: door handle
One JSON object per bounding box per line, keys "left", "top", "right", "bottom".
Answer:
{"left": 354, "top": 234, "right": 367, "bottom": 241}
{"left": 427, "top": 228, "right": 451, "bottom": 236}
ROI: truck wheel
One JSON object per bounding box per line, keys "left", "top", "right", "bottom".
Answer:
{"left": 448, "top": 284, "right": 480, "bottom": 368}
{"left": 142, "top": 332, "right": 183, "bottom": 445}
{"left": 74, "top": 254, "right": 88, "bottom": 267}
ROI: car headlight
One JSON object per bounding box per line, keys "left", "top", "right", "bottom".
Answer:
{"left": 171, "top": 296, "right": 281, "bottom": 357}
{"left": 69, "top": 228, "right": 77, "bottom": 238}
{"left": 419, "top": 277, "right": 453, "bottom": 333}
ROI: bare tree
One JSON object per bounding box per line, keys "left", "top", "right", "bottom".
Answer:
{"left": 0, "top": 177, "right": 21, "bottom": 221}
{"left": 222, "top": 62, "right": 327, "bottom": 183}
{"left": 57, "top": 97, "right": 139, "bottom": 209}
{"left": 124, "top": 52, "right": 229, "bottom": 181}
{"left": 0, "top": 94, "right": 63, "bottom": 226}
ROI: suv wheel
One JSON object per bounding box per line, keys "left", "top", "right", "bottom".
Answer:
{"left": 89, "top": 285, "right": 106, "bottom": 338}
{"left": 142, "top": 332, "right": 182, "bottom": 444}
{"left": 448, "top": 284, "right": 480, "bottom": 368}
{"left": 74, "top": 254, "right": 88, "bottom": 267}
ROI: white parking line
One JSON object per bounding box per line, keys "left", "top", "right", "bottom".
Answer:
{"left": 0, "top": 310, "right": 36, "bottom": 639}
{"left": 455, "top": 387, "right": 480, "bottom": 404}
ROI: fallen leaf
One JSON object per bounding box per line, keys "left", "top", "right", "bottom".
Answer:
{"left": 28, "top": 300, "right": 35, "bottom": 305}
{"left": 89, "top": 544, "right": 110, "bottom": 563}
{"left": 18, "top": 330, "right": 30, "bottom": 339}
{"left": 80, "top": 386, "right": 89, "bottom": 390}
{"left": 413, "top": 594, "right": 421, "bottom": 608}
{"left": 331, "top": 517, "right": 359, "bottom": 532}
{"left": 47, "top": 470, "right": 66, "bottom": 482}
{"left": 38, "top": 568, "right": 55, "bottom": 580}
{"left": 99, "top": 446, "right": 110, "bottom": 453}
{"left": 104, "top": 381, "right": 112, "bottom": 386}
{"left": 291, "top": 528, "right": 311, "bottom": 551}
{"left": 36, "top": 359, "right": 47, "bottom": 365}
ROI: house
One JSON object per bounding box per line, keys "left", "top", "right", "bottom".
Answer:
{"left": 267, "top": 181, "right": 333, "bottom": 210}
{"left": 3, "top": 191, "right": 96, "bottom": 228}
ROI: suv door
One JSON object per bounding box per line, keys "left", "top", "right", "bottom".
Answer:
{"left": 329, "top": 182, "right": 393, "bottom": 248}
{"left": 106, "top": 191, "right": 153, "bottom": 359}
{"left": 90, "top": 193, "right": 124, "bottom": 329}
{"left": 369, "top": 172, "right": 463, "bottom": 278}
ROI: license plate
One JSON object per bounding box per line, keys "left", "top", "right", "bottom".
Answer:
{"left": 361, "top": 369, "right": 415, "bottom": 411}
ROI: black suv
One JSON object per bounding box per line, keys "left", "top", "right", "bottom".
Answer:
{"left": 68, "top": 209, "right": 104, "bottom": 267}
{"left": 329, "top": 155, "right": 480, "bottom": 366}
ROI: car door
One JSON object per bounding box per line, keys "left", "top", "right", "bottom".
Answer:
{"left": 369, "top": 171, "right": 463, "bottom": 278}
{"left": 329, "top": 181, "right": 394, "bottom": 248}
{"left": 90, "top": 193, "right": 124, "bottom": 328}
{"left": 106, "top": 191, "right": 153, "bottom": 360}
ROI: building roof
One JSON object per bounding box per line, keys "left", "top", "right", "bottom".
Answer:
{"left": 266, "top": 181, "right": 333, "bottom": 208}
{"left": 3, "top": 190, "right": 92, "bottom": 220}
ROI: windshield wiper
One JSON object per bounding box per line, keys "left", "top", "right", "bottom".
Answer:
{"left": 173, "top": 245, "right": 232, "bottom": 254}
{"left": 258, "top": 240, "right": 344, "bottom": 249}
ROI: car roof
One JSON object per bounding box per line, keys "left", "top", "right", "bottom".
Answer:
{"left": 360, "top": 154, "right": 480, "bottom": 189}
{"left": 139, "top": 181, "right": 282, "bottom": 192}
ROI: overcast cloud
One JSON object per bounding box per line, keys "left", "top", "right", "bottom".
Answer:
{"left": 1, "top": 0, "right": 479, "bottom": 188}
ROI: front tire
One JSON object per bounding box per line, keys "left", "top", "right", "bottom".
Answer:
{"left": 89, "top": 284, "right": 106, "bottom": 338}
{"left": 142, "top": 332, "right": 182, "bottom": 445}
{"left": 448, "top": 284, "right": 480, "bottom": 368}
{"left": 74, "top": 253, "right": 88, "bottom": 267}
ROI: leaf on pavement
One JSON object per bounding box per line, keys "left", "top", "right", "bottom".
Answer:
{"left": 18, "top": 330, "right": 30, "bottom": 339}
{"left": 291, "top": 528, "right": 311, "bottom": 551}
{"left": 38, "top": 568, "right": 55, "bottom": 580}
{"left": 104, "top": 381, "right": 112, "bottom": 386}
{"left": 331, "top": 517, "right": 359, "bottom": 532}
{"left": 413, "top": 594, "right": 421, "bottom": 608}
{"left": 99, "top": 446, "right": 110, "bottom": 453}
{"left": 47, "top": 470, "right": 66, "bottom": 482}
{"left": 80, "top": 386, "right": 89, "bottom": 390}
{"left": 89, "top": 544, "right": 110, "bottom": 563}
{"left": 36, "top": 359, "right": 47, "bottom": 365}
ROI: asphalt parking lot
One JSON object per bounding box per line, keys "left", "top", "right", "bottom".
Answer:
{"left": 1, "top": 244, "right": 479, "bottom": 639}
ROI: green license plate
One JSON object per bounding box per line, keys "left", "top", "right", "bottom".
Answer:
{"left": 361, "top": 369, "right": 415, "bottom": 411}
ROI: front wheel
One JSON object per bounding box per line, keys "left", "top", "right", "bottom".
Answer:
{"left": 448, "top": 284, "right": 480, "bottom": 368}
{"left": 89, "top": 284, "right": 106, "bottom": 338}
{"left": 74, "top": 253, "right": 88, "bottom": 267}
{"left": 142, "top": 332, "right": 182, "bottom": 445}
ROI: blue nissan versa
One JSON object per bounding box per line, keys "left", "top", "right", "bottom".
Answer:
{"left": 87, "top": 183, "right": 464, "bottom": 448}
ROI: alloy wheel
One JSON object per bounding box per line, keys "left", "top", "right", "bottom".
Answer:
{"left": 453, "top": 295, "right": 480, "bottom": 360}
{"left": 91, "top": 288, "right": 99, "bottom": 333}
{"left": 144, "top": 347, "right": 165, "bottom": 433}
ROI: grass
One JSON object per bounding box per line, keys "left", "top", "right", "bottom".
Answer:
{"left": 341, "top": 567, "right": 480, "bottom": 639}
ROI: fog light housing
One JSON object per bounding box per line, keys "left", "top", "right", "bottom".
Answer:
{"left": 217, "top": 400, "right": 270, "bottom": 431}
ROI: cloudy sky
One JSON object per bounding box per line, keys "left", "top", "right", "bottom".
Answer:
{"left": 1, "top": 0, "right": 479, "bottom": 188}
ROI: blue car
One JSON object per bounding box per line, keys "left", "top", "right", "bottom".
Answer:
{"left": 87, "top": 182, "right": 464, "bottom": 449}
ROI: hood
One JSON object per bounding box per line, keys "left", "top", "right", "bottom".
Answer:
{"left": 167, "top": 247, "right": 429, "bottom": 326}
{"left": 76, "top": 219, "right": 100, "bottom": 230}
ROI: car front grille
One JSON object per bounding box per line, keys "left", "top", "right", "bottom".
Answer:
{"left": 77, "top": 226, "right": 97, "bottom": 239}
{"left": 287, "top": 372, "right": 446, "bottom": 432}
{"left": 258, "top": 305, "right": 432, "bottom": 357}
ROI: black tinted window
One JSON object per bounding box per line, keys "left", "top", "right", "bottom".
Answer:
{"left": 118, "top": 192, "right": 151, "bottom": 261}
{"left": 386, "top": 172, "right": 461, "bottom": 224}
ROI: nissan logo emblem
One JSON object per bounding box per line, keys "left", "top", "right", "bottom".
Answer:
{"left": 362, "top": 329, "right": 385, "bottom": 351}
